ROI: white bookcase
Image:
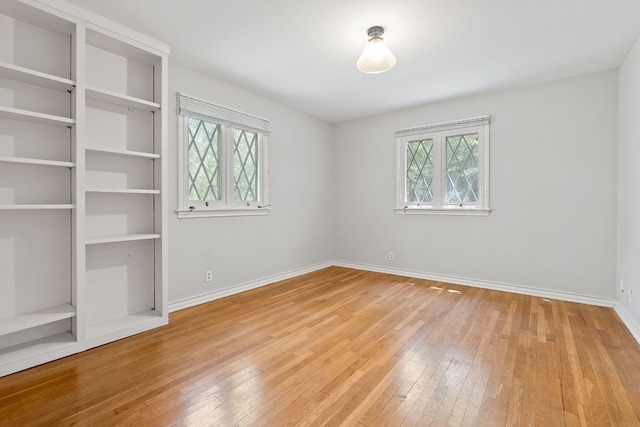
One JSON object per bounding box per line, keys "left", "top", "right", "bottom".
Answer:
{"left": 0, "top": 0, "right": 168, "bottom": 377}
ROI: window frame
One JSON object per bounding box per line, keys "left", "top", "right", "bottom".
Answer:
{"left": 176, "top": 93, "right": 270, "bottom": 219}
{"left": 395, "top": 116, "right": 491, "bottom": 216}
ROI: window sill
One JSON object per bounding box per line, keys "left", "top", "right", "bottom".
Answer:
{"left": 395, "top": 207, "right": 491, "bottom": 216}
{"left": 177, "top": 207, "right": 271, "bottom": 219}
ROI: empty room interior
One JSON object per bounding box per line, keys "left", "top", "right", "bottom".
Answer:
{"left": 1, "top": 0, "right": 640, "bottom": 425}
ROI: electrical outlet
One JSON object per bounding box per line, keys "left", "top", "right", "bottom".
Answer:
{"left": 205, "top": 270, "right": 212, "bottom": 282}
{"left": 389, "top": 252, "right": 395, "bottom": 261}
{"left": 629, "top": 288, "right": 633, "bottom": 303}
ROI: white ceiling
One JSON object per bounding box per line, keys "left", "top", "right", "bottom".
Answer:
{"left": 64, "top": 0, "right": 640, "bottom": 123}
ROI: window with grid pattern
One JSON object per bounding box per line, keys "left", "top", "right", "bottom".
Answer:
{"left": 178, "top": 94, "right": 269, "bottom": 218}
{"left": 396, "top": 116, "right": 490, "bottom": 215}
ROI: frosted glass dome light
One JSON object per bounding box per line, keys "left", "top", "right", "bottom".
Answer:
{"left": 357, "top": 26, "right": 396, "bottom": 74}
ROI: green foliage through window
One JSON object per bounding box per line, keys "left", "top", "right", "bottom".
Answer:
{"left": 445, "top": 133, "right": 479, "bottom": 203}
{"left": 233, "top": 129, "right": 258, "bottom": 201}
{"left": 406, "top": 139, "right": 434, "bottom": 203}
{"left": 188, "top": 118, "right": 220, "bottom": 201}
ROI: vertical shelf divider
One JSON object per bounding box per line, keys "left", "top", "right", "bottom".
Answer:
{"left": 72, "top": 22, "right": 87, "bottom": 344}
{"left": 155, "top": 46, "right": 169, "bottom": 317}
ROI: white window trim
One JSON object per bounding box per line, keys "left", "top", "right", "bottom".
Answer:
{"left": 395, "top": 115, "right": 491, "bottom": 216}
{"left": 176, "top": 93, "right": 270, "bottom": 219}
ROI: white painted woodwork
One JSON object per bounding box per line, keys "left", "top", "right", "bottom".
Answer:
{"left": 0, "top": 106, "right": 74, "bottom": 126}
{"left": 0, "top": 117, "right": 71, "bottom": 161}
{"left": 85, "top": 193, "right": 155, "bottom": 240}
{"left": 0, "top": 204, "right": 75, "bottom": 210}
{"left": 0, "top": 305, "right": 76, "bottom": 336}
{"left": 85, "top": 146, "right": 160, "bottom": 159}
{"left": 85, "top": 99, "right": 154, "bottom": 153}
{"left": 85, "top": 188, "right": 160, "bottom": 194}
{"left": 0, "top": 61, "right": 74, "bottom": 90}
{"left": 85, "top": 240, "right": 155, "bottom": 329}
{"left": 0, "top": 0, "right": 168, "bottom": 378}
{"left": 0, "top": 155, "right": 75, "bottom": 168}
{"left": 86, "top": 87, "right": 160, "bottom": 111}
{"left": 86, "top": 234, "right": 161, "bottom": 245}
{"left": 0, "top": 332, "right": 76, "bottom": 370}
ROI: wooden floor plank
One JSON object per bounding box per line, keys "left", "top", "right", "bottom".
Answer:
{"left": 1, "top": 267, "right": 639, "bottom": 426}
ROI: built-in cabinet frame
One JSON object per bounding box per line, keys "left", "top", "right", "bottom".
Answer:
{"left": 0, "top": 0, "right": 168, "bottom": 377}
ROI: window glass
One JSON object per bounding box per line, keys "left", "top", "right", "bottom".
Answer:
{"left": 406, "top": 138, "right": 434, "bottom": 203}
{"left": 445, "top": 132, "right": 479, "bottom": 204}
{"left": 188, "top": 118, "right": 221, "bottom": 201}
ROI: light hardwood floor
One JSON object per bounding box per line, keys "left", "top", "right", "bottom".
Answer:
{"left": 1, "top": 267, "right": 639, "bottom": 426}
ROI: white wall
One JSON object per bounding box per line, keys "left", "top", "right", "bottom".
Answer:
{"left": 617, "top": 35, "right": 640, "bottom": 336}
{"left": 168, "top": 64, "right": 334, "bottom": 306}
{"left": 166, "top": 61, "right": 626, "bottom": 319}
{"left": 334, "top": 70, "right": 618, "bottom": 300}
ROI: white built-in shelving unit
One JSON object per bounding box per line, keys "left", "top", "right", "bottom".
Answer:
{"left": 0, "top": 0, "right": 168, "bottom": 377}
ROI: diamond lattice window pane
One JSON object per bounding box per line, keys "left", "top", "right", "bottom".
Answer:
{"left": 233, "top": 129, "right": 258, "bottom": 201}
{"left": 445, "top": 133, "right": 479, "bottom": 203}
{"left": 406, "top": 139, "right": 434, "bottom": 203}
{"left": 188, "top": 118, "right": 221, "bottom": 201}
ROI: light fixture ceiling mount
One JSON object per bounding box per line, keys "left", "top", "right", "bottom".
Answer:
{"left": 357, "top": 25, "right": 396, "bottom": 74}
{"left": 367, "top": 25, "right": 385, "bottom": 39}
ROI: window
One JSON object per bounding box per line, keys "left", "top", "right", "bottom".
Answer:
{"left": 177, "top": 93, "right": 270, "bottom": 218}
{"left": 396, "top": 116, "right": 490, "bottom": 215}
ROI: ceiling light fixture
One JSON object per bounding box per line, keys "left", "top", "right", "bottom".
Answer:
{"left": 357, "top": 26, "right": 396, "bottom": 74}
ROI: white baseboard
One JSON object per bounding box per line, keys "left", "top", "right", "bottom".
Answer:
{"left": 333, "top": 261, "right": 616, "bottom": 308}
{"left": 168, "top": 259, "right": 638, "bottom": 346}
{"left": 168, "top": 261, "right": 333, "bottom": 312}
{"left": 614, "top": 302, "right": 640, "bottom": 345}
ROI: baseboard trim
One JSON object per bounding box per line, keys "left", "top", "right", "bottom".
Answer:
{"left": 168, "top": 261, "right": 333, "bottom": 312}
{"left": 614, "top": 302, "right": 640, "bottom": 345}
{"left": 168, "top": 260, "right": 638, "bottom": 346}
{"left": 333, "top": 261, "right": 616, "bottom": 308}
